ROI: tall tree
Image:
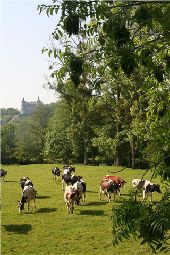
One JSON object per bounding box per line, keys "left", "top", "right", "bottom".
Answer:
{"left": 38, "top": 1, "right": 170, "bottom": 251}
{"left": 1, "top": 124, "right": 16, "bottom": 164}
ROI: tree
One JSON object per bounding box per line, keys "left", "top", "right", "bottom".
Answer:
{"left": 44, "top": 100, "right": 73, "bottom": 163}
{"left": 1, "top": 124, "right": 16, "bottom": 164}
{"left": 14, "top": 104, "right": 55, "bottom": 163}
{"left": 38, "top": 1, "right": 170, "bottom": 169}
{"left": 1, "top": 108, "right": 20, "bottom": 125}
{"left": 38, "top": 1, "right": 170, "bottom": 251}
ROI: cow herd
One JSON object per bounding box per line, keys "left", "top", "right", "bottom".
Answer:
{"left": 1, "top": 167, "right": 162, "bottom": 214}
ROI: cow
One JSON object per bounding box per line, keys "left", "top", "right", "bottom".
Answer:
{"left": 20, "top": 177, "right": 33, "bottom": 192}
{"left": 61, "top": 166, "right": 77, "bottom": 191}
{"left": 64, "top": 186, "right": 80, "bottom": 214}
{"left": 0, "top": 169, "right": 7, "bottom": 182}
{"left": 99, "top": 179, "right": 120, "bottom": 202}
{"left": 18, "top": 185, "right": 37, "bottom": 213}
{"left": 62, "top": 173, "right": 82, "bottom": 191}
{"left": 132, "top": 178, "right": 162, "bottom": 204}
{"left": 52, "top": 167, "right": 61, "bottom": 181}
{"left": 103, "top": 175, "right": 126, "bottom": 195}
{"left": 63, "top": 165, "right": 75, "bottom": 175}
{"left": 72, "top": 180, "right": 86, "bottom": 203}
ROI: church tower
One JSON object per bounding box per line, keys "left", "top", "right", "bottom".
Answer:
{"left": 21, "top": 97, "right": 43, "bottom": 115}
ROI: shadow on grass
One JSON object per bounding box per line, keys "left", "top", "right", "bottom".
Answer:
{"left": 36, "top": 208, "right": 57, "bottom": 213}
{"left": 3, "top": 180, "right": 18, "bottom": 183}
{"left": 85, "top": 201, "right": 108, "bottom": 206}
{"left": 3, "top": 224, "right": 32, "bottom": 234}
{"left": 120, "top": 193, "right": 132, "bottom": 197}
{"left": 37, "top": 195, "right": 51, "bottom": 199}
{"left": 80, "top": 209, "right": 105, "bottom": 216}
{"left": 86, "top": 190, "right": 98, "bottom": 193}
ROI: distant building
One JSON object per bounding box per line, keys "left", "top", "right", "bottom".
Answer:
{"left": 21, "top": 97, "right": 43, "bottom": 115}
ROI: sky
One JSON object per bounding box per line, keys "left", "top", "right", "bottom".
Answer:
{"left": 1, "top": 0, "right": 59, "bottom": 110}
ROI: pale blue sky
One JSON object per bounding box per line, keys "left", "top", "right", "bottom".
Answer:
{"left": 1, "top": 0, "right": 59, "bottom": 110}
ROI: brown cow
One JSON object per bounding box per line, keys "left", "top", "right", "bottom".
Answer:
{"left": 104, "top": 175, "right": 126, "bottom": 195}
{"left": 99, "top": 179, "right": 119, "bottom": 202}
{"left": 64, "top": 186, "right": 80, "bottom": 214}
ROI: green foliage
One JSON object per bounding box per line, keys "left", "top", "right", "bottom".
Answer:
{"left": 1, "top": 108, "right": 20, "bottom": 125}
{"left": 69, "top": 54, "right": 83, "bottom": 87}
{"left": 44, "top": 101, "right": 73, "bottom": 163}
{"left": 38, "top": 0, "right": 170, "bottom": 172}
{"left": 134, "top": 6, "right": 152, "bottom": 27}
{"left": 1, "top": 124, "right": 16, "bottom": 164}
{"left": 64, "top": 14, "right": 79, "bottom": 36}
{"left": 103, "top": 19, "right": 130, "bottom": 47}
{"left": 112, "top": 188, "right": 170, "bottom": 253}
{"left": 120, "top": 50, "right": 136, "bottom": 76}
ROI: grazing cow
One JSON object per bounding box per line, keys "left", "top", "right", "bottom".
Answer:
{"left": 52, "top": 167, "right": 61, "bottom": 181}
{"left": 20, "top": 177, "right": 33, "bottom": 191}
{"left": 64, "top": 186, "right": 80, "bottom": 214}
{"left": 104, "top": 175, "right": 126, "bottom": 195}
{"left": 73, "top": 180, "right": 86, "bottom": 203}
{"left": 132, "top": 178, "right": 161, "bottom": 204}
{"left": 99, "top": 179, "right": 120, "bottom": 202}
{"left": 0, "top": 169, "right": 7, "bottom": 182}
{"left": 18, "top": 185, "right": 37, "bottom": 213}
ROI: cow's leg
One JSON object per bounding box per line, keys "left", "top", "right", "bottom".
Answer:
{"left": 33, "top": 199, "right": 36, "bottom": 211}
{"left": 99, "top": 187, "right": 102, "bottom": 200}
{"left": 62, "top": 180, "right": 65, "bottom": 191}
{"left": 27, "top": 202, "right": 30, "bottom": 211}
{"left": 142, "top": 190, "right": 147, "bottom": 202}
{"left": 149, "top": 192, "right": 152, "bottom": 205}
{"left": 66, "top": 201, "right": 70, "bottom": 214}
{"left": 108, "top": 193, "right": 111, "bottom": 202}
{"left": 83, "top": 192, "right": 85, "bottom": 203}
{"left": 71, "top": 201, "right": 74, "bottom": 213}
{"left": 118, "top": 188, "right": 121, "bottom": 196}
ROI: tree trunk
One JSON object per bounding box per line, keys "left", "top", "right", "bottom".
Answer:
{"left": 83, "top": 147, "right": 88, "bottom": 165}
{"left": 131, "top": 143, "right": 136, "bottom": 169}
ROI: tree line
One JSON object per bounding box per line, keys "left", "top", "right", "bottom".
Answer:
{"left": 1, "top": 1, "right": 170, "bottom": 178}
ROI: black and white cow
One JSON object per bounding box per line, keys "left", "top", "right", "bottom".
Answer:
{"left": 0, "top": 169, "right": 7, "bottom": 182}
{"left": 20, "top": 177, "right": 33, "bottom": 192}
{"left": 52, "top": 167, "right": 61, "bottom": 181}
{"left": 132, "top": 178, "right": 161, "bottom": 204}
{"left": 61, "top": 166, "right": 76, "bottom": 191}
{"left": 73, "top": 179, "right": 86, "bottom": 203}
{"left": 18, "top": 185, "right": 37, "bottom": 213}
{"left": 99, "top": 179, "right": 120, "bottom": 202}
{"left": 63, "top": 165, "right": 75, "bottom": 175}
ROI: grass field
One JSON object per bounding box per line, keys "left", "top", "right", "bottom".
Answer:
{"left": 1, "top": 164, "right": 165, "bottom": 255}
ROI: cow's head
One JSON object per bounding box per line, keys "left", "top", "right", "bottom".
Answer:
{"left": 153, "top": 184, "right": 162, "bottom": 193}
{"left": 18, "top": 201, "right": 24, "bottom": 213}
{"left": 18, "top": 195, "right": 27, "bottom": 213}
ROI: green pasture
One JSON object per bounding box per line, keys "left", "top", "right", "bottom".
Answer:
{"left": 1, "top": 164, "right": 165, "bottom": 255}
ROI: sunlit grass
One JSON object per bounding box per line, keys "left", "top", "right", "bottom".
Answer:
{"left": 1, "top": 164, "right": 165, "bottom": 255}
